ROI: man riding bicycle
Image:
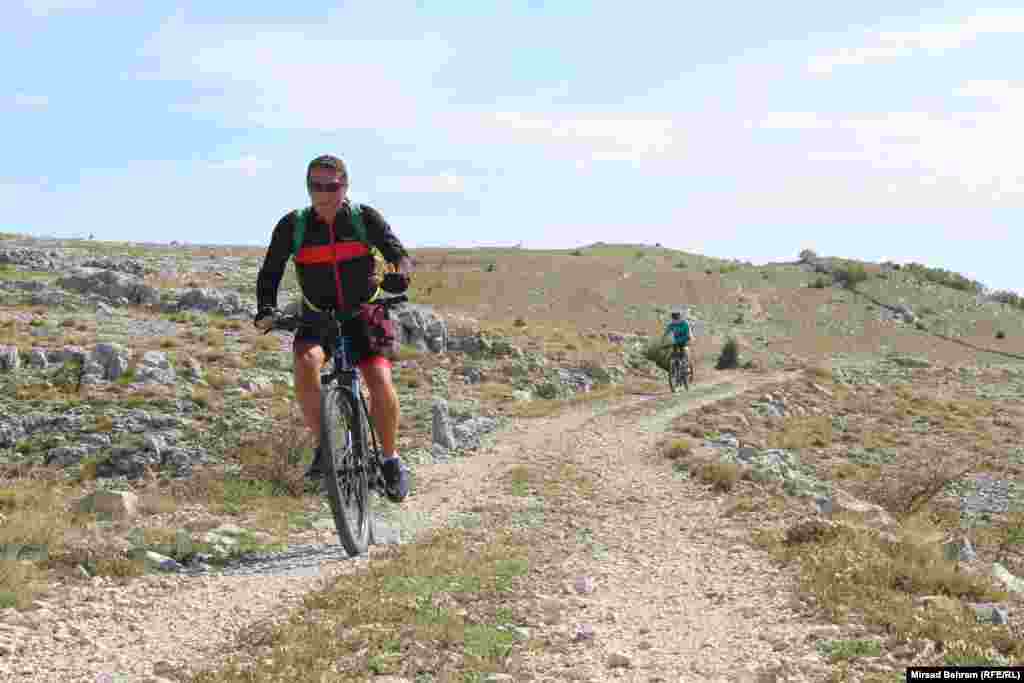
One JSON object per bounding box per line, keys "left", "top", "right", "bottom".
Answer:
{"left": 254, "top": 154, "right": 413, "bottom": 503}
{"left": 661, "top": 310, "right": 694, "bottom": 381}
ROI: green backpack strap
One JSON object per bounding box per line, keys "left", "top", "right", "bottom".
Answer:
{"left": 291, "top": 203, "right": 366, "bottom": 259}
{"left": 291, "top": 207, "right": 309, "bottom": 258}
{"left": 348, "top": 202, "right": 367, "bottom": 244}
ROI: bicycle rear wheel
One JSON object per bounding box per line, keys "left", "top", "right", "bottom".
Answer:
{"left": 668, "top": 357, "right": 679, "bottom": 393}
{"left": 320, "top": 383, "right": 371, "bottom": 556}
{"left": 679, "top": 355, "right": 690, "bottom": 391}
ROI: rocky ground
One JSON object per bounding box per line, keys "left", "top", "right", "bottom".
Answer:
{"left": 1, "top": 236, "right": 1023, "bottom": 681}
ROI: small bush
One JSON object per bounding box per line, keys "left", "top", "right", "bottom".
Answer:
{"left": 513, "top": 317, "right": 527, "bottom": 328}
{"left": 484, "top": 263, "right": 496, "bottom": 272}
{"left": 674, "top": 260, "right": 687, "bottom": 269}
{"left": 810, "top": 276, "right": 831, "bottom": 289}
{"left": 996, "top": 330, "right": 1006, "bottom": 339}
{"left": 643, "top": 338, "right": 672, "bottom": 372}
{"left": 716, "top": 338, "right": 740, "bottom": 370}
{"left": 904, "top": 262, "right": 984, "bottom": 293}
{"left": 570, "top": 249, "right": 583, "bottom": 256}
{"left": 697, "top": 461, "right": 741, "bottom": 492}
{"left": 833, "top": 262, "right": 869, "bottom": 289}
{"left": 990, "top": 290, "right": 1024, "bottom": 311}
{"left": 663, "top": 438, "right": 693, "bottom": 460}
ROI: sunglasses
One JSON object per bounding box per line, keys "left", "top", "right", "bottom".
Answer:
{"left": 308, "top": 180, "right": 345, "bottom": 193}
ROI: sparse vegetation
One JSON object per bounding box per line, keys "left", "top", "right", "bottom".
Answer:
{"left": 903, "top": 262, "right": 984, "bottom": 293}
{"left": 3, "top": 235, "right": 1024, "bottom": 679}
{"left": 715, "top": 337, "right": 740, "bottom": 370}
{"left": 832, "top": 261, "right": 869, "bottom": 289}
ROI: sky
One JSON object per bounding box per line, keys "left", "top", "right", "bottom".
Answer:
{"left": 2, "top": 1, "right": 1023, "bottom": 294}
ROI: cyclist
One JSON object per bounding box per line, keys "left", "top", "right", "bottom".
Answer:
{"left": 254, "top": 154, "right": 413, "bottom": 503}
{"left": 661, "top": 309, "right": 694, "bottom": 382}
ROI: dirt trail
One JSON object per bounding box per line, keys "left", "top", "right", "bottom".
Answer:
{"left": 2, "top": 369, "right": 831, "bottom": 683}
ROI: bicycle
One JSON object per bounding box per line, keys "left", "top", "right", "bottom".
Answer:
{"left": 666, "top": 344, "right": 691, "bottom": 393}
{"left": 262, "top": 294, "right": 408, "bottom": 557}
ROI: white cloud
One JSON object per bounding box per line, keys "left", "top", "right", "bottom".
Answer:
{"left": 749, "top": 112, "right": 833, "bottom": 130}
{"left": 746, "top": 72, "right": 1024, "bottom": 207}
{"left": 808, "top": 11, "right": 1024, "bottom": 74}
{"left": 374, "top": 172, "right": 465, "bottom": 194}
{"left": 12, "top": 93, "right": 48, "bottom": 108}
{"left": 23, "top": 0, "right": 97, "bottom": 17}
{"left": 954, "top": 79, "right": 1024, "bottom": 105}
{"left": 209, "top": 156, "right": 272, "bottom": 176}
{"left": 488, "top": 112, "right": 681, "bottom": 161}
{"left": 137, "top": 11, "right": 455, "bottom": 133}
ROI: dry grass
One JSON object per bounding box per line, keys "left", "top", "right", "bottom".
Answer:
{"left": 504, "top": 383, "right": 627, "bottom": 418}
{"left": 192, "top": 526, "right": 533, "bottom": 682}
{"left": 767, "top": 415, "right": 834, "bottom": 450}
{"left": 696, "top": 461, "right": 742, "bottom": 492}
{"left": 662, "top": 438, "right": 693, "bottom": 460}
{"left": 758, "top": 523, "right": 1021, "bottom": 662}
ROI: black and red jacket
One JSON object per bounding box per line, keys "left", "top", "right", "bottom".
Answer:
{"left": 257, "top": 201, "right": 409, "bottom": 313}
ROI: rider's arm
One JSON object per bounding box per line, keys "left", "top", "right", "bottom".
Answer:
{"left": 362, "top": 204, "right": 410, "bottom": 269}
{"left": 256, "top": 213, "right": 296, "bottom": 313}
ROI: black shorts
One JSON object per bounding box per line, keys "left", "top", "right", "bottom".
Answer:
{"left": 292, "top": 304, "right": 392, "bottom": 372}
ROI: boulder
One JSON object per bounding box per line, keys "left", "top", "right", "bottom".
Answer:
{"left": 77, "top": 491, "right": 138, "bottom": 520}
{"left": 56, "top": 267, "right": 159, "bottom": 306}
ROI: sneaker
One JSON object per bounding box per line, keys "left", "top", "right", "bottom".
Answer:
{"left": 380, "top": 456, "right": 410, "bottom": 503}
{"left": 304, "top": 444, "right": 325, "bottom": 480}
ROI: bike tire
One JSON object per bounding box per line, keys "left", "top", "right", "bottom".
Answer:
{"left": 321, "top": 384, "right": 371, "bottom": 557}
{"left": 668, "top": 357, "right": 679, "bottom": 393}
{"left": 680, "top": 356, "right": 690, "bottom": 391}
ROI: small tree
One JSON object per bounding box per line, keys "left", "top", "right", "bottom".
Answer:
{"left": 716, "top": 338, "right": 740, "bottom": 370}
{"left": 834, "top": 262, "right": 868, "bottom": 289}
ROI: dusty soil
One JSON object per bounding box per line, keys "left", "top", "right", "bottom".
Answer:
{"left": 2, "top": 370, "right": 863, "bottom": 682}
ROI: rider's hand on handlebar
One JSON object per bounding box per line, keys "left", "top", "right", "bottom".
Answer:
{"left": 254, "top": 307, "right": 278, "bottom": 331}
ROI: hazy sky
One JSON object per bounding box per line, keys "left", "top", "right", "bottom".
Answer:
{"left": 3, "top": 1, "right": 1022, "bottom": 294}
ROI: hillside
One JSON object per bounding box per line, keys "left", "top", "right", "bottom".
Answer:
{"left": 1, "top": 231, "right": 1023, "bottom": 682}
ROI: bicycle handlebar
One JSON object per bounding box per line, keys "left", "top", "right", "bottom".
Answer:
{"left": 260, "top": 295, "right": 409, "bottom": 334}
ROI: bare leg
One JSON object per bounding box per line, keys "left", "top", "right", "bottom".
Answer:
{"left": 361, "top": 362, "right": 399, "bottom": 457}
{"left": 294, "top": 341, "right": 326, "bottom": 443}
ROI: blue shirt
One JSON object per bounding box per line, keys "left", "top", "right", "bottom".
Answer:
{"left": 665, "top": 320, "right": 690, "bottom": 344}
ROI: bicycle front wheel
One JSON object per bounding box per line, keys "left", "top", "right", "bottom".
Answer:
{"left": 321, "top": 384, "right": 371, "bottom": 556}
{"left": 668, "top": 358, "right": 679, "bottom": 393}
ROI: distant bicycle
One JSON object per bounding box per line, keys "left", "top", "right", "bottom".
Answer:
{"left": 261, "top": 294, "right": 408, "bottom": 556}
{"left": 666, "top": 344, "right": 692, "bottom": 393}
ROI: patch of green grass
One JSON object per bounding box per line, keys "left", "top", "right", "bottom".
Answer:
{"left": 817, "top": 638, "right": 881, "bottom": 661}
{"left": 191, "top": 527, "right": 531, "bottom": 681}
{"left": 506, "top": 465, "right": 532, "bottom": 496}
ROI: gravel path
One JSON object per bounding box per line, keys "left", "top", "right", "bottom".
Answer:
{"left": 0, "top": 371, "right": 825, "bottom": 683}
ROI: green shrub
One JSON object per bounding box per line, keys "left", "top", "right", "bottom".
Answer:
{"left": 903, "top": 262, "right": 984, "bottom": 293}
{"left": 810, "top": 276, "right": 831, "bottom": 289}
{"left": 570, "top": 249, "right": 583, "bottom": 256}
{"left": 643, "top": 338, "right": 672, "bottom": 372}
{"left": 996, "top": 330, "right": 1006, "bottom": 339}
{"left": 484, "top": 263, "right": 496, "bottom": 272}
{"left": 833, "top": 262, "right": 868, "bottom": 289}
{"left": 991, "top": 290, "right": 1024, "bottom": 311}
{"left": 716, "top": 338, "right": 740, "bottom": 370}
